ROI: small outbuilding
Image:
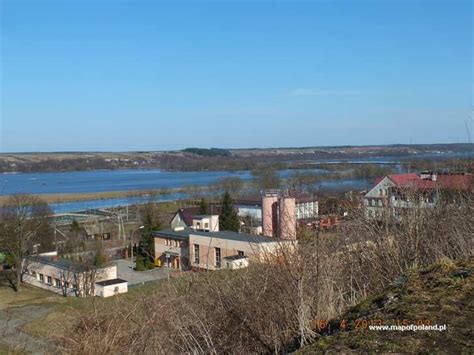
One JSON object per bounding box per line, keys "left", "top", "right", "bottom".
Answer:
{"left": 223, "top": 255, "right": 249, "bottom": 270}
{"left": 95, "top": 278, "right": 128, "bottom": 298}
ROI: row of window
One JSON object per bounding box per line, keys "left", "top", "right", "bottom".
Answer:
{"left": 367, "top": 208, "right": 403, "bottom": 218}
{"left": 192, "top": 244, "right": 244, "bottom": 268}
{"left": 366, "top": 195, "right": 435, "bottom": 207}
{"left": 165, "top": 239, "right": 180, "bottom": 247}
{"left": 296, "top": 202, "right": 317, "bottom": 219}
{"left": 28, "top": 270, "right": 76, "bottom": 289}
{"left": 195, "top": 221, "right": 210, "bottom": 229}
{"left": 365, "top": 198, "right": 384, "bottom": 207}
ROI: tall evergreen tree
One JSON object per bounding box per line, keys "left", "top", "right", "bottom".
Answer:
{"left": 199, "top": 198, "right": 208, "bottom": 215}
{"left": 139, "top": 212, "right": 153, "bottom": 254}
{"left": 219, "top": 192, "right": 240, "bottom": 232}
{"left": 138, "top": 203, "right": 161, "bottom": 269}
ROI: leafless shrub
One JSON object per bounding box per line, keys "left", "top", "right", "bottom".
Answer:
{"left": 61, "top": 187, "right": 473, "bottom": 354}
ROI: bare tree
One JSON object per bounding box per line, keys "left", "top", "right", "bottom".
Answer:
{"left": 0, "top": 194, "right": 53, "bottom": 292}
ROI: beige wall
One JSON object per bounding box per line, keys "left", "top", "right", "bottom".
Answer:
{"left": 188, "top": 234, "right": 295, "bottom": 270}
{"left": 154, "top": 236, "right": 188, "bottom": 269}
{"left": 23, "top": 259, "right": 116, "bottom": 297}
{"left": 154, "top": 234, "right": 296, "bottom": 271}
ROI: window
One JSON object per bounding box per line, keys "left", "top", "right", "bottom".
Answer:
{"left": 175, "top": 240, "right": 180, "bottom": 247}
{"left": 47, "top": 276, "right": 52, "bottom": 285}
{"left": 194, "top": 244, "right": 200, "bottom": 264}
{"left": 64, "top": 281, "right": 69, "bottom": 289}
{"left": 55, "top": 279, "right": 61, "bottom": 288}
{"left": 204, "top": 222, "right": 209, "bottom": 229}
{"left": 39, "top": 274, "right": 44, "bottom": 282}
{"left": 238, "top": 250, "right": 244, "bottom": 257}
{"left": 31, "top": 271, "right": 37, "bottom": 278}
{"left": 215, "top": 247, "right": 221, "bottom": 268}
{"left": 114, "top": 286, "right": 119, "bottom": 294}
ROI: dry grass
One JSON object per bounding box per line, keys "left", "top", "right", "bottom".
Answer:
{"left": 298, "top": 257, "right": 474, "bottom": 353}
{"left": 13, "top": 187, "right": 470, "bottom": 354}
{"left": 0, "top": 189, "right": 186, "bottom": 205}
{"left": 19, "top": 281, "right": 162, "bottom": 343}
{"left": 0, "top": 284, "right": 65, "bottom": 311}
{"left": 0, "top": 342, "right": 26, "bottom": 355}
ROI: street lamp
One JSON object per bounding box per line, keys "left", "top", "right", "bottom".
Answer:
{"left": 130, "top": 226, "right": 144, "bottom": 266}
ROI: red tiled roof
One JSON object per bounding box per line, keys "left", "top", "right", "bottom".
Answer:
{"left": 436, "top": 174, "right": 473, "bottom": 190}
{"left": 386, "top": 173, "right": 472, "bottom": 190}
{"left": 387, "top": 173, "right": 420, "bottom": 186}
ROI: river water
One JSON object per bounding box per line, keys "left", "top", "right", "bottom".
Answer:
{"left": 0, "top": 168, "right": 368, "bottom": 213}
{"left": 1, "top": 151, "right": 470, "bottom": 213}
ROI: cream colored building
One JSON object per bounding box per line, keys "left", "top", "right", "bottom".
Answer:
{"left": 154, "top": 220, "right": 295, "bottom": 271}
{"left": 95, "top": 278, "right": 128, "bottom": 298}
{"left": 23, "top": 252, "right": 120, "bottom": 297}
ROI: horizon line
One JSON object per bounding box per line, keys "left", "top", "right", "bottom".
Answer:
{"left": 0, "top": 142, "right": 473, "bottom": 155}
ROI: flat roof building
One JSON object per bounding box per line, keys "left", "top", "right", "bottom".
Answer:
{"left": 154, "top": 223, "right": 295, "bottom": 271}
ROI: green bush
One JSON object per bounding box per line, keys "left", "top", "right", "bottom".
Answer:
{"left": 145, "top": 258, "right": 155, "bottom": 270}
{"left": 135, "top": 256, "right": 145, "bottom": 271}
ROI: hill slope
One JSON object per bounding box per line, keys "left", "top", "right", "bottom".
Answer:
{"left": 299, "top": 257, "right": 473, "bottom": 353}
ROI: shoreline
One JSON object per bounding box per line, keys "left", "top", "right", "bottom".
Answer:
{"left": 0, "top": 189, "right": 179, "bottom": 205}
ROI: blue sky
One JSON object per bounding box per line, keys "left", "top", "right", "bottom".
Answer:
{"left": 1, "top": 0, "right": 472, "bottom": 152}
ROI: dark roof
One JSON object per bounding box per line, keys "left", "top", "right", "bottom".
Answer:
{"left": 295, "top": 194, "right": 319, "bottom": 203}
{"left": 174, "top": 207, "right": 200, "bottom": 226}
{"left": 192, "top": 214, "right": 217, "bottom": 220}
{"left": 27, "top": 255, "right": 86, "bottom": 271}
{"left": 235, "top": 198, "right": 262, "bottom": 207}
{"left": 26, "top": 255, "right": 110, "bottom": 272}
{"left": 154, "top": 228, "right": 291, "bottom": 244}
{"left": 96, "top": 278, "right": 127, "bottom": 286}
{"left": 172, "top": 206, "right": 221, "bottom": 226}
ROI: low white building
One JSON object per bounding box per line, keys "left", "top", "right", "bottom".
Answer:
{"left": 223, "top": 255, "right": 249, "bottom": 270}
{"left": 95, "top": 278, "right": 128, "bottom": 298}
{"left": 23, "top": 252, "right": 123, "bottom": 297}
{"left": 192, "top": 215, "right": 219, "bottom": 232}
{"left": 364, "top": 172, "right": 472, "bottom": 219}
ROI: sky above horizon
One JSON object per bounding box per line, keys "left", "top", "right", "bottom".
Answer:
{"left": 1, "top": 0, "right": 473, "bottom": 152}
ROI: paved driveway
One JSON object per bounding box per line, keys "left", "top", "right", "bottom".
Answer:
{"left": 113, "top": 259, "right": 170, "bottom": 286}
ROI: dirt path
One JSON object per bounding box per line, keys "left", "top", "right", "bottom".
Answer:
{"left": 0, "top": 304, "right": 57, "bottom": 354}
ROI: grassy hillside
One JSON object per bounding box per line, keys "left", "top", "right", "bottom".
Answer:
{"left": 298, "top": 257, "right": 473, "bottom": 353}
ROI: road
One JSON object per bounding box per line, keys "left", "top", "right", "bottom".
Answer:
{"left": 113, "top": 259, "right": 170, "bottom": 286}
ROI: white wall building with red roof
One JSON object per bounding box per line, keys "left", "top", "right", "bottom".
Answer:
{"left": 364, "top": 172, "right": 472, "bottom": 219}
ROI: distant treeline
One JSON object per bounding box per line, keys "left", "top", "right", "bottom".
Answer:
{"left": 182, "top": 148, "right": 231, "bottom": 157}
{"left": 0, "top": 145, "right": 472, "bottom": 174}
